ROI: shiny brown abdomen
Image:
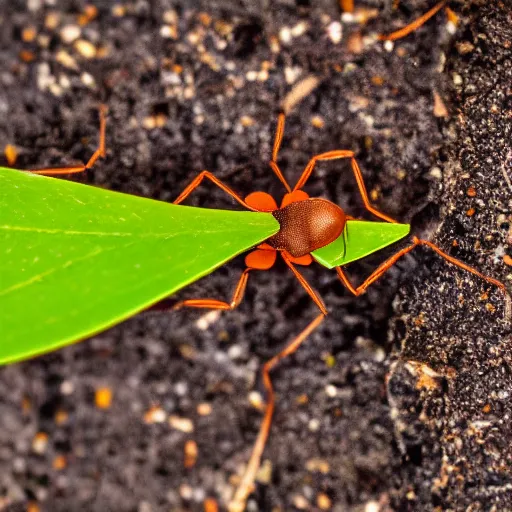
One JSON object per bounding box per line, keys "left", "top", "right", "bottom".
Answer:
{"left": 267, "top": 198, "right": 346, "bottom": 257}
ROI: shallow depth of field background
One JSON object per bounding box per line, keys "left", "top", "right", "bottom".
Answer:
{"left": 0, "top": 1, "right": 511, "bottom": 511}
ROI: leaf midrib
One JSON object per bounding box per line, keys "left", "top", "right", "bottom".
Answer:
{"left": 0, "top": 224, "right": 270, "bottom": 238}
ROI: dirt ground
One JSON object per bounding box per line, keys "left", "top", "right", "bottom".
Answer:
{"left": 0, "top": 1, "right": 511, "bottom": 511}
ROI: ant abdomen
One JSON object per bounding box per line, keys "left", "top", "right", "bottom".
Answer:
{"left": 268, "top": 198, "right": 346, "bottom": 257}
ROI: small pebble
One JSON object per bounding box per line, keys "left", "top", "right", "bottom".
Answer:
{"left": 279, "top": 27, "right": 292, "bottom": 44}
{"left": 269, "top": 35, "right": 280, "bottom": 53}
{"left": 60, "top": 24, "right": 81, "bottom": 44}
{"left": 430, "top": 167, "right": 442, "bottom": 179}
{"left": 446, "top": 21, "right": 457, "bottom": 35}
{"left": 453, "top": 73, "right": 463, "bottom": 85}
{"left": 255, "top": 459, "right": 272, "bottom": 484}
{"left": 112, "top": 5, "right": 126, "bottom": 17}
{"left": 74, "top": 39, "right": 96, "bottom": 58}
{"left": 80, "top": 72, "right": 96, "bottom": 88}
{"left": 59, "top": 74, "right": 71, "bottom": 89}
{"left": 311, "top": 115, "right": 324, "bottom": 129}
{"left": 196, "top": 310, "right": 221, "bottom": 331}
{"left": 173, "top": 383, "right": 188, "bottom": 397}
{"left": 45, "top": 12, "right": 61, "bottom": 30}
{"left": 308, "top": 418, "right": 320, "bottom": 432}
{"left": 56, "top": 50, "right": 78, "bottom": 70}
{"left": 228, "top": 344, "right": 244, "bottom": 360}
{"left": 284, "top": 66, "right": 301, "bottom": 85}
{"left": 144, "top": 406, "right": 167, "bottom": 424}
{"left": 317, "top": 493, "right": 331, "bottom": 510}
{"left": 179, "top": 484, "right": 193, "bottom": 500}
{"left": 197, "top": 403, "right": 212, "bottom": 416}
{"left": 291, "top": 22, "right": 308, "bottom": 37}
{"left": 456, "top": 41, "right": 474, "bottom": 54}
{"left": 160, "top": 25, "right": 178, "bottom": 39}
{"left": 246, "top": 70, "right": 258, "bottom": 82}
{"left": 364, "top": 501, "right": 380, "bottom": 512}
{"left": 325, "top": 384, "right": 337, "bottom": 397}
{"left": 248, "top": 391, "right": 265, "bottom": 411}
{"left": 327, "top": 21, "right": 342, "bottom": 44}
{"left": 292, "top": 495, "right": 309, "bottom": 510}
{"left": 32, "top": 432, "right": 48, "bottom": 454}
{"left": 163, "top": 10, "right": 178, "bottom": 25}
{"left": 240, "top": 115, "right": 255, "bottom": 127}
{"left": 384, "top": 40, "right": 394, "bottom": 52}
{"left": 142, "top": 114, "right": 167, "bottom": 129}
{"left": 433, "top": 91, "right": 448, "bottom": 118}
{"left": 60, "top": 380, "right": 74, "bottom": 395}
{"left": 306, "top": 458, "right": 330, "bottom": 474}
{"left": 184, "top": 440, "right": 198, "bottom": 468}
{"left": 257, "top": 69, "right": 268, "bottom": 82}
{"left": 169, "top": 415, "right": 194, "bottom": 433}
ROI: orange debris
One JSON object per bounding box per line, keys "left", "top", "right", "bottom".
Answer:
{"left": 53, "top": 455, "right": 67, "bottom": 470}
{"left": 204, "top": 497, "right": 219, "bottom": 512}
{"left": 184, "top": 440, "right": 198, "bottom": 468}
{"left": 95, "top": 387, "right": 113, "bottom": 409}
{"left": 5, "top": 144, "right": 18, "bottom": 166}
{"left": 340, "top": 0, "right": 354, "bottom": 13}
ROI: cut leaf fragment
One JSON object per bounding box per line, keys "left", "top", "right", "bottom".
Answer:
{"left": 312, "top": 220, "right": 411, "bottom": 269}
{"left": 0, "top": 167, "right": 279, "bottom": 364}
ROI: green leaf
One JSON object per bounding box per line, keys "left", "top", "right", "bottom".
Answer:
{"left": 0, "top": 167, "right": 279, "bottom": 364}
{"left": 312, "top": 220, "right": 410, "bottom": 269}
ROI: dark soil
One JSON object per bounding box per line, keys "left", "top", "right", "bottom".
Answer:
{"left": 0, "top": 1, "right": 511, "bottom": 511}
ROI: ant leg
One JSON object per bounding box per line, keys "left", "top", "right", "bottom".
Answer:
{"left": 229, "top": 312, "right": 325, "bottom": 512}
{"left": 294, "top": 151, "right": 397, "bottom": 223}
{"left": 281, "top": 253, "right": 328, "bottom": 315}
{"left": 336, "top": 241, "right": 417, "bottom": 295}
{"left": 377, "top": 1, "right": 448, "bottom": 42}
{"left": 28, "top": 105, "right": 107, "bottom": 175}
{"left": 413, "top": 237, "right": 509, "bottom": 297}
{"left": 337, "top": 236, "right": 509, "bottom": 304}
{"left": 173, "top": 268, "right": 251, "bottom": 311}
{"left": 229, "top": 251, "right": 326, "bottom": 510}
{"left": 269, "top": 113, "right": 292, "bottom": 193}
{"left": 173, "top": 170, "right": 257, "bottom": 211}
